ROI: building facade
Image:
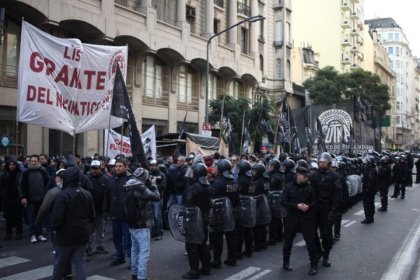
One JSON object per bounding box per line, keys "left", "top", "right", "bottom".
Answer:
{"left": 0, "top": 0, "right": 294, "bottom": 156}
{"left": 365, "top": 18, "right": 416, "bottom": 150}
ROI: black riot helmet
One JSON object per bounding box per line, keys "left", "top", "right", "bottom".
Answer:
{"left": 269, "top": 159, "right": 281, "bottom": 172}
{"left": 252, "top": 163, "right": 266, "bottom": 177}
{"left": 238, "top": 160, "right": 252, "bottom": 177}
{"left": 193, "top": 162, "right": 209, "bottom": 185}
{"left": 296, "top": 159, "right": 308, "bottom": 169}
{"left": 217, "top": 159, "right": 234, "bottom": 179}
{"left": 283, "top": 159, "right": 295, "bottom": 172}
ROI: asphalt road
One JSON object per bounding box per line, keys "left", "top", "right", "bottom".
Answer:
{"left": 1, "top": 183, "right": 420, "bottom": 280}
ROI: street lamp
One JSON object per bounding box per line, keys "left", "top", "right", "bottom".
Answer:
{"left": 205, "top": 15, "right": 265, "bottom": 123}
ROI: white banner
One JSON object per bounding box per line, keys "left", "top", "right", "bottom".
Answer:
{"left": 105, "top": 125, "right": 156, "bottom": 159}
{"left": 17, "top": 21, "right": 127, "bottom": 135}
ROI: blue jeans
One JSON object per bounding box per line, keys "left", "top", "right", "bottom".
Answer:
{"left": 168, "top": 194, "right": 183, "bottom": 208}
{"left": 129, "top": 228, "right": 151, "bottom": 280}
{"left": 152, "top": 200, "right": 163, "bottom": 236}
{"left": 52, "top": 244, "right": 84, "bottom": 280}
{"left": 111, "top": 220, "right": 131, "bottom": 260}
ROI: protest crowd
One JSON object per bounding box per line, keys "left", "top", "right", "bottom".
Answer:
{"left": 0, "top": 149, "right": 418, "bottom": 280}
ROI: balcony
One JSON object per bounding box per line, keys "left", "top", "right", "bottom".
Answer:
{"left": 237, "top": 2, "right": 251, "bottom": 17}
{"left": 350, "top": 0, "right": 360, "bottom": 3}
{"left": 350, "top": 29, "right": 359, "bottom": 36}
{"left": 273, "top": 40, "right": 284, "bottom": 47}
{"left": 273, "top": 0, "right": 291, "bottom": 11}
{"left": 342, "top": 57, "right": 351, "bottom": 65}
{"left": 341, "top": 0, "right": 351, "bottom": 11}
{"left": 177, "top": 96, "right": 199, "bottom": 111}
{"left": 350, "top": 11, "right": 360, "bottom": 20}
{"left": 142, "top": 91, "right": 169, "bottom": 107}
{"left": 350, "top": 46, "right": 361, "bottom": 53}
{"left": 350, "top": 63, "right": 360, "bottom": 70}
{"left": 341, "top": 37, "right": 352, "bottom": 47}
{"left": 214, "top": 0, "right": 224, "bottom": 8}
{"left": 341, "top": 19, "right": 351, "bottom": 29}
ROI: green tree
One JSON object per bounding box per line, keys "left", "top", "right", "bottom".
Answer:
{"left": 304, "top": 66, "right": 391, "bottom": 114}
{"left": 209, "top": 94, "right": 274, "bottom": 154}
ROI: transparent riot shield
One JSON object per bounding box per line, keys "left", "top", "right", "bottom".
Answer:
{"left": 168, "top": 205, "right": 204, "bottom": 244}
{"left": 255, "top": 194, "right": 272, "bottom": 225}
{"left": 238, "top": 195, "right": 256, "bottom": 228}
{"left": 208, "top": 197, "right": 235, "bottom": 232}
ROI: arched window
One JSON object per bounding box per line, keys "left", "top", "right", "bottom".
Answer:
{"left": 276, "top": 58, "right": 283, "bottom": 79}
{"left": 142, "top": 56, "right": 168, "bottom": 99}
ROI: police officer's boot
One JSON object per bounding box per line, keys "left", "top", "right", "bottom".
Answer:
{"left": 308, "top": 263, "right": 318, "bottom": 276}
{"left": 322, "top": 252, "right": 331, "bottom": 267}
{"left": 283, "top": 257, "right": 292, "bottom": 271}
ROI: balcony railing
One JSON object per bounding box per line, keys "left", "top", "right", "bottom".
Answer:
{"left": 115, "top": 0, "right": 141, "bottom": 11}
{"left": 142, "top": 91, "right": 169, "bottom": 107}
{"left": 237, "top": 2, "right": 251, "bottom": 17}
{"left": 177, "top": 96, "right": 199, "bottom": 111}
{"left": 0, "top": 64, "right": 18, "bottom": 88}
{"left": 214, "top": 0, "right": 224, "bottom": 8}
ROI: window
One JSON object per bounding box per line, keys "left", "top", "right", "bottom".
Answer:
{"left": 396, "top": 102, "right": 401, "bottom": 110}
{"left": 275, "top": 20, "right": 283, "bottom": 42}
{"left": 259, "top": 17, "right": 264, "bottom": 40}
{"left": 397, "top": 115, "right": 401, "bottom": 125}
{"left": 178, "top": 65, "right": 198, "bottom": 109}
{"left": 209, "top": 74, "right": 218, "bottom": 100}
{"left": 285, "top": 22, "right": 291, "bottom": 45}
{"left": 228, "top": 80, "right": 239, "bottom": 98}
{"left": 0, "top": 18, "right": 20, "bottom": 84}
{"left": 214, "top": 19, "right": 220, "bottom": 34}
{"left": 387, "top": 47, "right": 393, "bottom": 54}
{"left": 388, "top": 33, "right": 393, "bottom": 41}
{"left": 142, "top": 56, "right": 167, "bottom": 99}
{"left": 276, "top": 58, "right": 283, "bottom": 79}
{"left": 286, "top": 60, "right": 291, "bottom": 80}
{"left": 240, "top": 27, "right": 249, "bottom": 54}
{"left": 395, "top": 32, "right": 399, "bottom": 41}
{"left": 259, "top": 55, "right": 264, "bottom": 74}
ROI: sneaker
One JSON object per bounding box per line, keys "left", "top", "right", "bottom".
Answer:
{"left": 96, "top": 246, "right": 108, "bottom": 254}
{"left": 30, "top": 235, "right": 38, "bottom": 244}
{"left": 36, "top": 235, "right": 47, "bottom": 242}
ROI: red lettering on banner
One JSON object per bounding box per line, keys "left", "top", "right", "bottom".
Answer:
{"left": 26, "top": 85, "right": 53, "bottom": 105}
{"left": 97, "top": 71, "right": 106, "bottom": 90}
{"left": 63, "top": 47, "right": 81, "bottom": 62}
{"left": 84, "top": 70, "right": 95, "bottom": 90}
{"left": 55, "top": 65, "right": 69, "bottom": 85}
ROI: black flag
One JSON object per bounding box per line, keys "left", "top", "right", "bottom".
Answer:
{"left": 111, "top": 66, "right": 147, "bottom": 167}
{"left": 316, "top": 117, "right": 326, "bottom": 152}
{"left": 242, "top": 119, "right": 251, "bottom": 154}
{"left": 303, "top": 107, "right": 313, "bottom": 155}
{"left": 279, "top": 99, "right": 290, "bottom": 152}
{"left": 261, "top": 118, "right": 275, "bottom": 145}
{"left": 289, "top": 108, "right": 300, "bottom": 154}
{"left": 220, "top": 97, "right": 232, "bottom": 147}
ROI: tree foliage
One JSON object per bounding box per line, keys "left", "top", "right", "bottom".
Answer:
{"left": 304, "top": 66, "right": 391, "bottom": 114}
{"left": 209, "top": 94, "right": 274, "bottom": 154}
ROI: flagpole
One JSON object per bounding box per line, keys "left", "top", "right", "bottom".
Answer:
{"left": 240, "top": 111, "right": 245, "bottom": 156}
{"left": 287, "top": 98, "right": 291, "bottom": 154}
{"left": 72, "top": 132, "right": 76, "bottom": 155}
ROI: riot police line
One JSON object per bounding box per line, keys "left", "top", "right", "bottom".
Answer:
{"left": 166, "top": 150, "right": 416, "bottom": 278}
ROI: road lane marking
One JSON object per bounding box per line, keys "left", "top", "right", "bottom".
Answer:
{"left": 341, "top": 219, "right": 350, "bottom": 226}
{"left": 412, "top": 208, "right": 420, "bottom": 213}
{"left": 380, "top": 216, "right": 420, "bottom": 280}
{"left": 0, "top": 265, "right": 53, "bottom": 280}
{"left": 224, "top": 266, "right": 261, "bottom": 280}
{"left": 295, "top": 240, "right": 305, "bottom": 247}
{"left": 344, "top": 221, "right": 357, "bottom": 228}
{"left": 247, "top": 270, "right": 272, "bottom": 280}
{"left": 354, "top": 210, "right": 364, "bottom": 216}
{"left": 0, "top": 257, "right": 30, "bottom": 269}
{"left": 87, "top": 276, "right": 115, "bottom": 280}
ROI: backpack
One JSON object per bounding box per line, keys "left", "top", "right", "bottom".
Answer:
{"left": 120, "top": 184, "right": 145, "bottom": 225}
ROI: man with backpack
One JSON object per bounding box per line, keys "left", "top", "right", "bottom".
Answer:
{"left": 122, "top": 168, "right": 160, "bottom": 280}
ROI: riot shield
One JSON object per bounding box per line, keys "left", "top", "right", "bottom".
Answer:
{"left": 347, "top": 175, "right": 360, "bottom": 196}
{"left": 238, "top": 195, "right": 256, "bottom": 228}
{"left": 168, "top": 205, "right": 204, "bottom": 244}
{"left": 208, "top": 197, "right": 235, "bottom": 232}
{"left": 255, "top": 194, "right": 272, "bottom": 225}
{"left": 268, "top": 191, "right": 283, "bottom": 218}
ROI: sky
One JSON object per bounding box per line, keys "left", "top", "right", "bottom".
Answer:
{"left": 364, "top": 0, "right": 420, "bottom": 57}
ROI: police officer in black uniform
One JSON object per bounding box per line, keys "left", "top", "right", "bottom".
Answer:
{"left": 236, "top": 160, "right": 254, "bottom": 258}
{"left": 210, "top": 159, "right": 239, "bottom": 268}
{"left": 310, "top": 152, "right": 343, "bottom": 267}
{"left": 378, "top": 155, "right": 392, "bottom": 212}
{"left": 330, "top": 160, "right": 349, "bottom": 241}
{"left": 251, "top": 163, "right": 270, "bottom": 251}
{"left": 281, "top": 166, "right": 318, "bottom": 276}
{"left": 361, "top": 156, "right": 378, "bottom": 224}
{"left": 182, "top": 163, "right": 212, "bottom": 279}
{"left": 268, "top": 159, "right": 284, "bottom": 245}
{"left": 392, "top": 156, "right": 407, "bottom": 199}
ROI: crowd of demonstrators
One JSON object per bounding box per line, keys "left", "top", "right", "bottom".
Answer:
{"left": 0, "top": 149, "right": 418, "bottom": 279}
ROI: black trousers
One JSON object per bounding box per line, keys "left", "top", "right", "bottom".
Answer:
{"left": 379, "top": 183, "right": 389, "bottom": 208}
{"left": 186, "top": 232, "right": 211, "bottom": 272}
{"left": 393, "top": 181, "right": 403, "bottom": 197}
{"left": 236, "top": 224, "right": 253, "bottom": 255}
{"left": 4, "top": 203, "right": 23, "bottom": 235}
{"left": 362, "top": 192, "right": 375, "bottom": 221}
{"left": 314, "top": 204, "right": 333, "bottom": 257}
{"left": 211, "top": 229, "right": 236, "bottom": 262}
{"left": 254, "top": 224, "right": 267, "bottom": 249}
{"left": 333, "top": 214, "right": 342, "bottom": 236}
{"left": 283, "top": 216, "right": 318, "bottom": 264}
{"left": 269, "top": 217, "right": 283, "bottom": 242}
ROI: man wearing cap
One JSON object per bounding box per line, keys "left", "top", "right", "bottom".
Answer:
{"left": 148, "top": 159, "right": 166, "bottom": 240}
{"left": 281, "top": 166, "right": 318, "bottom": 275}
{"left": 168, "top": 156, "right": 188, "bottom": 207}
{"left": 87, "top": 160, "right": 110, "bottom": 256}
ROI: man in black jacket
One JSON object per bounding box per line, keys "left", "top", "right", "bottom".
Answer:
{"left": 19, "top": 154, "right": 49, "bottom": 243}
{"left": 51, "top": 167, "right": 95, "bottom": 280}
{"left": 124, "top": 169, "right": 160, "bottom": 280}
{"left": 168, "top": 156, "right": 188, "bottom": 206}
{"left": 268, "top": 159, "right": 284, "bottom": 245}
{"left": 378, "top": 156, "right": 392, "bottom": 212}
{"left": 361, "top": 156, "right": 378, "bottom": 224}
{"left": 148, "top": 159, "right": 166, "bottom": 240}
{"left": 281, "top": 166, "right": 318, "bottom": 275}
{"left": 103, "top": 158, "right": 133, "bottom": 266}
{"left": 87, "top": 160, "right": 110, "bottom": 256}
